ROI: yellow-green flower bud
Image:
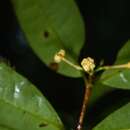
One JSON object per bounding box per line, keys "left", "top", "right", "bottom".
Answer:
{"left": 81, "top": 57, "right": 95, "bottom": 74}
{"left": 54, "top": 49, "right": 65, "bottom": 63}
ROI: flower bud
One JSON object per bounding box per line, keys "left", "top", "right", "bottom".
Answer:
{"left": 81, "top": 57, "right": 95, "bottom": 73}
{"left": 54, "top": 49, "right": 65, "bottom": 63}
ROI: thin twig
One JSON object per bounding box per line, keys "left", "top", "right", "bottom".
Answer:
{"left": 62, "top": 58, "right": 83, "bottom": 71}
{"left": 95, "top": 62, "right": 130, "bottom": 72}
{"left": 75, "top": 76, "right": 92, "bottom": 130}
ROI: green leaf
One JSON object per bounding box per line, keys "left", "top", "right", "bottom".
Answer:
{"left": 11, "top": 0, "right": 85, "bottom": 77}
{"left": 100, "top": 40, "right": 130, "bottom": 89}
{"left": 115, "top": 40, "right": 130, "bottom": 64}
{"left": 100, "top": 69, "right": 130, "bottom": 89}
{"left": 0, "top": 62, "right": 64, "bottom": 130}
{"left": 93, "top": 102, "right": 130, "bottom": 130}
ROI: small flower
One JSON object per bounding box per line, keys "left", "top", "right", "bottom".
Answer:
{"left": 54, "top": 49, "right": 65, "bottom": 63}
{"left": 81, "top": 57, "right": 95, "bottom": 74}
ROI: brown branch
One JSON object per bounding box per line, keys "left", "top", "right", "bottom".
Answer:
{"left": 75, "top": 76, "right": 92, "bottom": 130}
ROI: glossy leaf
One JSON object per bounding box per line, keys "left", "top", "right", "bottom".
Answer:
{"left": 115, "top": 40, "right": 130, "bottom": 64}
{"left": 0, "top": 62, "right": 64, "bottom": 130}
{"left": 93, "top": 102, "right": 130, "bottom": 130}
{"left": 100, "top": 40, "right": 130, "bottom": 89}
{"left": 11, "top": 0, "right": 85, "bottom": 77}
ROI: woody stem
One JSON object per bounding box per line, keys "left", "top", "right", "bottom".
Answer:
{"left": 75, "top": 76, "right": 92, "bottom": 130}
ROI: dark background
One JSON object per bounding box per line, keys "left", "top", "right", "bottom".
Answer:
{"left": 0, "top": 0, "right": 130, "bottom": 129}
